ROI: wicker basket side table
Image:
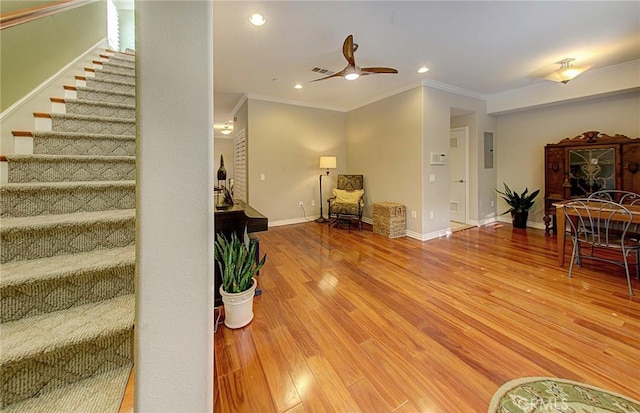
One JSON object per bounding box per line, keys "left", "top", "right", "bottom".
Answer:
{"left": 373, "top": 202, "right": 406, "bottom": 238}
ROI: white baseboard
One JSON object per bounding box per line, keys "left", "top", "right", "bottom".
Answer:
{"left": 269, "top": 216, "right": 319, "bottom": 227}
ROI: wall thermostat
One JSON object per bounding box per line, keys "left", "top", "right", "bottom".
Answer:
{"left": 430, "top": 152, "right": 446, "bottom": 165}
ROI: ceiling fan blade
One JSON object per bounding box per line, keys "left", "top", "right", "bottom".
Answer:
{"left": 342, "top": 34, "right": 356, "bottom": 66}
{"left": 361, "top": 67, "right": 398, "bottom": 75}
{"left": 310, "top": 66, "right": 348, "bottom": 82}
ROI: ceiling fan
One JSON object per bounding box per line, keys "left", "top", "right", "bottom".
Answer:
{"left": 312, "top": 34, "right": 398, "bottom": 82}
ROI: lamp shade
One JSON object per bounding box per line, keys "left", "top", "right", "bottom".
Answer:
{"left": 319, "top": 156, "right": 336, "bottom": 169}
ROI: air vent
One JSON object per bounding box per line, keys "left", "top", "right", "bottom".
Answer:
{"left": 311, "top": 67, "right": 334, "bottom": 75}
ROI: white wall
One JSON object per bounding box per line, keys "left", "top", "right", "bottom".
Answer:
{"left": 495, "top": 91, "right": 640, "bottom": 227}
{"left": 136, "top": 1, "right": 213, "bottom": 411}
{"left": 346, "top": 87, "right": 424, "bottom": 233}
{"left": 0, "top": 41, "right": 106, "bottom": 154}
{"left": 247, "top": 98, "right": 347, "bottom": 223}
{"left": 422, "top": 86, "right": 496, "bottom": 237}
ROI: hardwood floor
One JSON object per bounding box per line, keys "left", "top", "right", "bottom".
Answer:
{"left": 214, "top": 222, "right": 639, "bottom": 412}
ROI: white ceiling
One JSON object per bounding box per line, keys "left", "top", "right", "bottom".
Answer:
{"left": 212, "top": 1, "right": 640, "bottom": 131}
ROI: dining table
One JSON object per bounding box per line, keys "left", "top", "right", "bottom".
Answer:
{"left": 554, "top": 200, "right": 640, "bottom": 266}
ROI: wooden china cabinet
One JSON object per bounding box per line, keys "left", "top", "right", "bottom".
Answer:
{"left": 543, "top": 131, "right": 640, "bottom": 234}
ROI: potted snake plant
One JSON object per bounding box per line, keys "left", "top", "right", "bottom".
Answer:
{"left": 495, "top": 183, "right": 540, "bottom": 229}
{"left": 214, "top": 226, "right": 266, "bottom": 328}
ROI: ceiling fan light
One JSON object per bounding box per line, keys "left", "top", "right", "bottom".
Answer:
{"left": 249, "top": 13, "right": 265, "bottom": 26}
{"left": 345, "top": 72, "right": 360, "bottom": 80}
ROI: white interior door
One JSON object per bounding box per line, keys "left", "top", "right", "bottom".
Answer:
{"left": 449, "top": 127, "right": 469, "bottom": 223}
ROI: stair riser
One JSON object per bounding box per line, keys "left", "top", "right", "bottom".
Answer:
{"left": 76, "top": 88, "right": 135, "bottom": 105}
{"left": 1, "top": 265, "right": 134, "bottom": 322}
{"left": 52, "top": 116, "right": 135, "bottom": 135}
{"left": 34, "top": 135, "right": 135, "bottom": 157}
{"left": 85, "top": 78, "right": 134, "bottom": 94}
{"left": 1, "top": 186, "right": 135, "bottom": 217}
{"left": 94, "top": 71, "right": 135, "bottom": 83}
{"left": 0, "top": 330, "right": 131, "bottom": 407}
{"left": 1, "top": 220, "right": 135, "bottom": 263}
{"left": 101, "top": 62, "right": 135, "bottom": 74}
{"left": 64, "top": 101, "right": 135, "bottom": 119}
{"left": 109, "top": 54, "right": 135, "bottom": 64}
{"left": 7, "top": 159, "right": 135, "bottom": 183}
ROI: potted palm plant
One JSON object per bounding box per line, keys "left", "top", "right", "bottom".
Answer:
{"left": 495, "top": 183, "right": 540, "bottom": 229}
{"left": 214, "top": 227, "right": 266, "bottom": 329}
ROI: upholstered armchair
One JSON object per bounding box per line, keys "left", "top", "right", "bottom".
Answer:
{"left": 327, "top": 174, "right": 364, "bottom": 230}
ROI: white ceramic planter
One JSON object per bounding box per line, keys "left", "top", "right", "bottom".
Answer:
{"left": 220, "top": 277, "right": 257, "bottom": 329}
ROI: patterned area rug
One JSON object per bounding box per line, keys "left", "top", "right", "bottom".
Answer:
{"left": 488, "top": 377, "right": 640, "bottom": 412}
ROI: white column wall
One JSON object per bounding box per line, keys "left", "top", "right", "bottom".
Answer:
{"left": 136, "top": 1, "right": 213, "bottom": 411}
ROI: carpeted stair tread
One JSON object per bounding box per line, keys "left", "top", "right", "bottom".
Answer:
{"left": 0, "top": 181, "right": 135, "bottom": 217}
{"left": 31, "top": 130, "right": 135, "bottom": 157}
{"left": 50, "top": 113, "right": 135, "bottom": 135}
{"left": 75, "top": 87, "right": 135, "bottom": 105}
{"left": 100, "top": 61, "right": 135, "bottom": 72}
{"left": 1, "top": 209, "right": 135, "bottom": 233}
{"left": 0, "top": 294, "right": 134, "bottom": 364}
{"left": 1, "top": 364, "right": 131, "bottom": 413}
{"left": 77, "top": 86, "right": 134, "bottom": 98}
{"left": 1, "top": 246, "right": 134, "bottom": 288}
{"left": 0, "top": 246, "right": 135, "bottom": 322}
{"left": 5, "top": 154, "right": 135, "bottom": 183}
{"left": 33, "top": 130, "right": 135, "bottom": 140}
{"left": 95, "top": 68, "right": 135, "bottom": 78}
{"left": 0, "top": 180, "right": 135, "bottom": 192}
{"left": 85, "top": 78, "right": 135, "bottom": 94}
{"left": 51, "top": 112, "right": 135, "bottom": 125}
{"left": 62, "top": 98, "right": 135, "bottom": 112}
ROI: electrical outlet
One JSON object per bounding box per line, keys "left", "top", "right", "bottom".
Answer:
{"left": 311, "top": 200, "right": 316, "bottom": 206}
{"left": 411, "top": 210, "right": 417, "bottom": 219}
{"left": 298, "top": 201, "right": 303, "bottom": 208}
{"left": 491, "top": 200, "right": 495, "bottom": 207}
{"left": 429, "top": 211, "right": 434, "bottom": 219}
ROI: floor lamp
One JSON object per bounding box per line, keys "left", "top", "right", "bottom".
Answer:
{"left": 316, "top": 156, "right": 336, "bottom": 223}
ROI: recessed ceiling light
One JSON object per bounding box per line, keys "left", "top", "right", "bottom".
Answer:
{"left": 294, "top": 84, "right": 303, "bottom": 89}
{"left": 249, "top": 13, "right": 266, "bottom": 26}
{"left": 417, "top": 67, "right": 429, "bottom": 74}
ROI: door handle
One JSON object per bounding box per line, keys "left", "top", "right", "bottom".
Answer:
{"left": 454, "top": 179, "right": 464, "bottom": 183}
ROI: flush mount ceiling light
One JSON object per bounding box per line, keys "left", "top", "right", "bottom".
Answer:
{"left": 294, "top": 83, "right": 303, "bottom": 89}
{"left": 417, "top": 66, "right": 429, "bottom": 74}
{"left": 543, "top": 58, "right": 593, "bottom": 84}
{"left": 249, "top": 13, "right": 265, "bottom": 26}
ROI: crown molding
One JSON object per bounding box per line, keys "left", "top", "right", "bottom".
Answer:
{"left": 420, "top": 79, "right": 488, "bottom": 100}
{"left": 245, "top": 93, "right": 346, "bottom": 113}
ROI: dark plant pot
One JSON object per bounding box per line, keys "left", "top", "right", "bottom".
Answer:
{"left": 511, "top": 211, "right": 529, "bottom": 229}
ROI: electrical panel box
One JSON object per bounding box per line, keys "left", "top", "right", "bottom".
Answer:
{"left": 430, "top": 152, "right": 446, "bottom": 165}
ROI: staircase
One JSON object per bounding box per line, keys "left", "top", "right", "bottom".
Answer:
{"left": 0, "top": 50, "right": 135, "bottom": 412}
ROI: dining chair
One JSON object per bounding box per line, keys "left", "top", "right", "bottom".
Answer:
{"left": 588, "top": 189, "right": 640, "bottom": 204}
{"left": 563, "top": 198, "right": 639, "bottom": 296}
{"left": 589, "top": 190, "right": 640, "bottom": 242}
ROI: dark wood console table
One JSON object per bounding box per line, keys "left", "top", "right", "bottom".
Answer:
{"left": 214, "top": 200, "right": 268, "bottom": 306}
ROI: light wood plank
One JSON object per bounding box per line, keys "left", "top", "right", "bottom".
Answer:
{"left": 212, "top": 222, "right": 639, "bottom": 411}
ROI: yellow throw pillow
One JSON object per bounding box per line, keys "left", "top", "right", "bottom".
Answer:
{"left": 333, "top": 188, "right": 363, "bottom": 204}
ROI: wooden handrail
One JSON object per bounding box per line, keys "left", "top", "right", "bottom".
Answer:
{"left": 0, "top": 0, "right": 98, "bottom": 30}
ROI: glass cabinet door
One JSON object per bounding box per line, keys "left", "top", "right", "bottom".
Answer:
{"left": 567, "top": 147, "right": 616, "bottom": 196}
